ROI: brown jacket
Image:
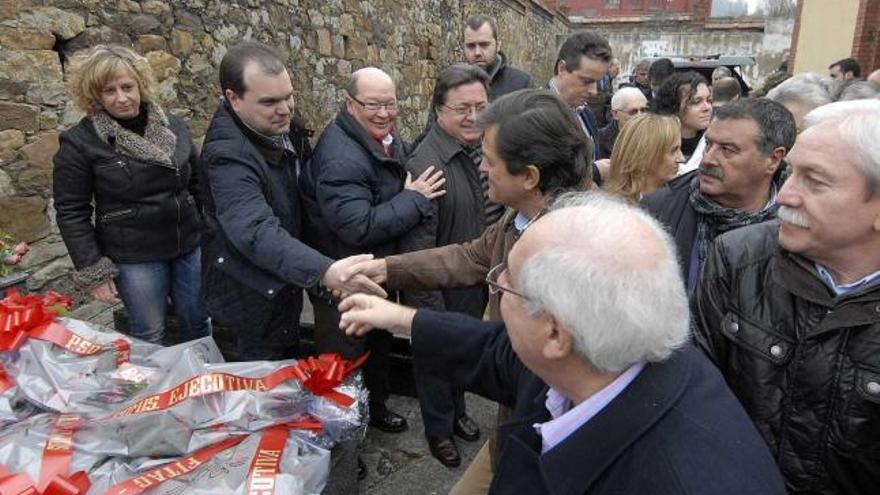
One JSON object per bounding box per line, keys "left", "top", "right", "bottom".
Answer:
{"left": 386, "top": 208, "right": 519, "bottom": 321}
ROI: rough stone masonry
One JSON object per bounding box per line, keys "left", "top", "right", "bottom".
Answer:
{"left": 0, "top": 0, "right": 568, "bottom": 313}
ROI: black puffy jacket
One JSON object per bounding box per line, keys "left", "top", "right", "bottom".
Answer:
{"left": 299, "top": 108, "right": 431, "bottom": 259}
{"left": 53, "top": 105, "right": 202, "bottom": 270}
{"left": 694, "top": 220, "right": 880, "bottom": 495}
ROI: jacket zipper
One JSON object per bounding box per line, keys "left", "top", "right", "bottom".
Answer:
{"left": 101, "top": 208, "right": 134, "bottom": 222}
{"left": 174, "top": 165, "right": 181, "bottom": 255}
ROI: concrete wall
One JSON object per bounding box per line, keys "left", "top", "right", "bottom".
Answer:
{"left": 791, "top": 0, "right": 860, "bottom": 74}
{"left": 581, "top": 17, "right": 793, "bottom": 88}
{"left": 0, "top": 0, "right": 567, "bottom": 314}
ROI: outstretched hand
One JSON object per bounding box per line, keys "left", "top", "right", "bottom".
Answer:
{"left": 323, "top": 254, "right": 388, "bottom": 299}
{"left": 338, "top": 294, "right": 416, "bottom": 337}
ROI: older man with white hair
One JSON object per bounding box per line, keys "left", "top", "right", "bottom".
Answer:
{"left": 339, "top": 192, "right": 785, "bottom": 494}
{"left": 766, "top": 72, "right": 834, "bottom": 132}
{"left": 694, "top": 108, "right": 880, "bottom": 494}
{"left": 596, "top": 86, "right": 647, "bottom": 159}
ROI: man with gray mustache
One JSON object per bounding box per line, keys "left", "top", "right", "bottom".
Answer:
{"left": 693, "top": 108, "right": 880, "bottom": 494}
{"left": 641, "top": 98, "right": 796, "bottom": 294}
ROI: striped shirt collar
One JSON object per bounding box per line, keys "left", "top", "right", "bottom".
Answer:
{"left": 533, "top": 362, "right": 644, "bottom": 454}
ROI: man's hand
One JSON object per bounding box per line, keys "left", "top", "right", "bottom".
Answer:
{"left": 90, "top": 280, "right": 120, "bottom": 305}
{"left": 323, "top": 254, "right": 388, "bottom": 299}
{"left": 341, "top": 258, "right": 387, "bottom": 286}
{"left": 338, "top": 294, "right": 416, "bottom": 337}
{"left": 405, "top": 165, "right": 446, "bottom": 200}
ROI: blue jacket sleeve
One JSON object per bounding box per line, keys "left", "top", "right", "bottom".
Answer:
{"left": 410, "top": 309, "right": 523, "bottom": 408}
{"left": 206, "top": 152, "right": 333, "bottom": 288}
{"left": 316, "top": 157, "right": 431, "bottom": 248}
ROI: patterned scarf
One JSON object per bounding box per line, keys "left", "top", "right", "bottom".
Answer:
{"left": 91, "top": 103, "right": 177, "bottom": 167}
{"left": 689, "top": 175, "right": 780, "bottom": 265}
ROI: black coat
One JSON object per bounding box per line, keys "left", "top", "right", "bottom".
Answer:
{"left": 300, "top": 108, "right": 431, "bottom": 259}
{"left": 485, "top": 52, "right": 533, "bottom": 102}
{"left": 53, "top": 107, "right": 202, "bottom": 269}
{"left": 411, "top": 310, "right": 786, "bottom": 495}
{"left": 398, "top": 125, "right": 487, "bottom": 317}
{"left": 695, "top": 221, "right": 880, "bottom": 495}
{"left": 640, "top": 170, "right": 700, "bottom": 280}
{"left": 199, "top": 101, "right": 332, "bottom": 322}
{"left": 596, "top": 119, "right": 618, "bottom": 160}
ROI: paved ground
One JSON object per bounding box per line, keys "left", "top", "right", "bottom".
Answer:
{"left": 360, "top": 393, "right": 496, "bottom": 495}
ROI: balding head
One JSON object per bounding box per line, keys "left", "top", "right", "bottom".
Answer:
{"left": 344, "top": 67, "right": 398, "bottom": 139}
{"left": 507, "top": 192, "right": 689, "bottom": 373}
{"left": 346, "top": 67, "right": 395, "bottom": 98}
{"left": 869, "top": 69, "right": 880, "bottom": 86}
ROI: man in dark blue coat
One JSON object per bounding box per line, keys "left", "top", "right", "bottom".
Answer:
{"left": 300, "top": 67, "right": 445, "bottom": 433}
{"left": 199, "top": 41, "right": 384, "bottom": 361}
{"left": 338, "top": 192, "right": 786, "bottom": 495}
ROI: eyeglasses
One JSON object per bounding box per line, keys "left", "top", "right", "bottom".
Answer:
{"left": 442, "top": 103, "right": 487, "bottom": 117}
{"left": 624, "top": 107, "right": 647, "bottom": 116}
{"left": 486, "top": 262, "right": 529, "bottom": 300}
{"left": 348, "top": 93, "right": 398, "bottom": 112}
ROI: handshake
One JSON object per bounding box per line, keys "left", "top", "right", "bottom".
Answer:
{"left": 320, "top": 254, "right": 389, "bottom": 300}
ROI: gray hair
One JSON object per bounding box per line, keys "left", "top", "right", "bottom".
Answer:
{"left": 517, "top": 191, "right": 690, "bottom": 373}
{"left": 766, "top": 72, "right": 833, "bottom": 109}
{"left": 610, "top": 86, "right": 646, "bottom": 111}
{"left": 837, "top": 81, "right": 880, "bottom": 101}
{"left": 804, "top": 104, "right": 880, "bottom": 196}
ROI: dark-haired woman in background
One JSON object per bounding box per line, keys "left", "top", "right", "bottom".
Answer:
{"left": 652, "top": 71, "right": 712, "bottom": 162}
{"left": 53, "top": 45, "right": 209, "bottom": 345}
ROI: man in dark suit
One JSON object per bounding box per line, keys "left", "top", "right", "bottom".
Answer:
{"left": 338, "top": 191, "right": 785, "bottom": 494}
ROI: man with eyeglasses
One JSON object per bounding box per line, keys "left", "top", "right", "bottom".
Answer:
{"left": 396, "top": 64, "right": 495, "bottom": 468}
{"left": 343, "top": 89, "right": 591, "bottom": 494}
{"left": 299, "top": 67, "right": 446, "bottom": 436}
{"left": 596, "top": 87, "right": 648, "bottom": 159}
{"left": 337, "top": 192, "right": 785, "bottom": 495}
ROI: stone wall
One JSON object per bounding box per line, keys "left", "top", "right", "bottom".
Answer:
{"left": 0, "top": 0, "right": 567, "bottom": 314}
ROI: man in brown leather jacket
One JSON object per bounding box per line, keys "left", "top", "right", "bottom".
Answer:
{"left": 345, "top": 89, "right": 591, "bottom": 494}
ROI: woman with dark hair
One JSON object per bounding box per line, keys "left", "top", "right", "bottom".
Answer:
{"left": 652, "top": 71, "right": 712, "bottom": 161}
{"left": 53, "top": 45, "right": 209, "bottom": 345}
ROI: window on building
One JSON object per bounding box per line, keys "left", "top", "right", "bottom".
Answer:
{"left": 605, "top": 0, "right": 621, "bottom": 7}
{"left": 630, "top": 0, "right": 642, "bottom": 7}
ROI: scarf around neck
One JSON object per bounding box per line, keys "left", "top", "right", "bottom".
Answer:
{"left": 91, "top": 102, "right": 177, "bottom": 167}
{"left": 689, "top": 175, "right": 780, "bottom": 263}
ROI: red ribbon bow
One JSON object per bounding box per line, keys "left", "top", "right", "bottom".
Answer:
{"left": 291, "top": 352, "right": 369, "bottom": 407}
{"left": 0, "top": 468, "right": 90, "bottom": 495}
{"left": 0, "top": 290, "right": 73, "bottom": 351}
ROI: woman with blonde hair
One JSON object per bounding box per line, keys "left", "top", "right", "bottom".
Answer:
{"left": 53, "top": 44, "right": 209, "bottom": 344}
{"left": 604, "top": 113, "right": 684, "bottom": 203}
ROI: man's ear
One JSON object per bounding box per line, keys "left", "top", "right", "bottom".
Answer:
{"left": 225, "top": 89, "right": 240, "bottom": 108}
{"left": 766, "top": 147, "right": 786, "bottom": 176}
{"left": 542, "top": 314, "right": 574, "bottom": 361}
{"left": 523, "top": 164, "right": 541, "bottom": 192}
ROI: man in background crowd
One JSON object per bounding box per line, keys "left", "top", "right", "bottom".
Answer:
{"left": 463, "top": 14, "right": 533, "bottom": 101}
{"left": 648, "top": 58, "right": 675, "bottom": 101}
{"left": 711, "top": 77, "right": 742, "bottom": 107}
{"left": 828, "top": 57, "right": 861, "bottom": 81}
{"left": 597, "top": 87, "right": 648, "bottom": 159}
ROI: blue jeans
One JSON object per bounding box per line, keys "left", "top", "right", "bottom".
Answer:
{"left": 115, "top": 247, "right": 211, "bottom": 344}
